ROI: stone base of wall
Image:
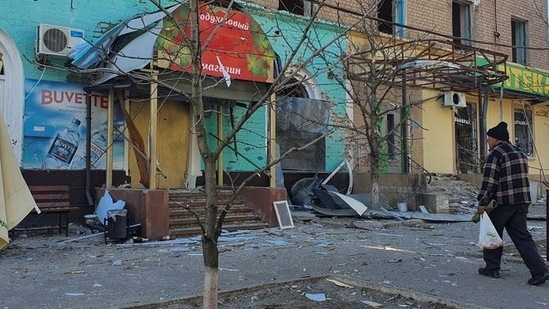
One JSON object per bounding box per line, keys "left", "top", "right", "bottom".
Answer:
{"left": 353, "top": 173, "right": 427, "bottom": 210}
{"left": 239, "top": 187, "right": 287, "bottom": 227}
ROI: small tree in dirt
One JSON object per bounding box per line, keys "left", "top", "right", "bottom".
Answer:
{"left": 145, "top": 1, "right": 350, "bottom": 307}
{"left": 313, "top": 5, "right": 434, "bottom": 209}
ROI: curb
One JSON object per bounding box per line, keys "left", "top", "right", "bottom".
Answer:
{"left": 331, "top": 275, "right": 492, "bottom": 309}
{"left": 122, "top": 276, "right": 327, "bottom": 309}
{"left": 123, "top": 274, "right": 490, "bottom": 309}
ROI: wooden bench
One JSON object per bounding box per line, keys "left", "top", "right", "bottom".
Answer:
{"left": 28, "top": 185, "right": 79, "bottom": 236}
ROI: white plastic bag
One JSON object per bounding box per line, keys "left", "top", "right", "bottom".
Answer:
{"left": 477, "top": 213, "right": 503, "bottom": 249}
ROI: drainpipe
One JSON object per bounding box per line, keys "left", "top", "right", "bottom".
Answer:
{"left": 84, "top": 88, "right": 94, "bottom": 206}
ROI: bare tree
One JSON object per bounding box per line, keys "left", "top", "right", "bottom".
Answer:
{"left": 48, "top": 0, "right": 441, "bottom": 307}
{"left": 147, "top": 1, "right": 347, "bottom": 307}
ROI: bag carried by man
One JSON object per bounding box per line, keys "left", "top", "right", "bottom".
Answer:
{"left": 477, "top": 213, "right": 503, "bottom": 249}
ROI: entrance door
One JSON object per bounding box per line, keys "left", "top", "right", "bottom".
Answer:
{"left": 129, "top": 100, "right": 190, "bottom": 189}
{"left": 455, "top": 103, "right": 479, "bottom": 174}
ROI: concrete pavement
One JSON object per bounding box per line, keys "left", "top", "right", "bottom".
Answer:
{"left": 1, "top": 206, "right": 548, "bottom": 309}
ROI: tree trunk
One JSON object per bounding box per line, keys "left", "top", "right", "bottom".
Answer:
{"left": 203, "top": 266, "right": 219, "bottom": 309}
{"left": 370, "top": 112, "right": 381, "bottom": 210}
{"left": 201, "top": 158, "right": 220, "bottom": 308}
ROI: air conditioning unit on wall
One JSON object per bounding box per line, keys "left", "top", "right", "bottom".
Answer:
{"left": 36, "top": 24, "right": 84, "bottom": 57}
{"left": 442, "top": 91, "right": 467, "bottom": 108}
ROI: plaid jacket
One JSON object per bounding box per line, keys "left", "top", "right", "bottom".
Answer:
{"left": 477, "top": 141, "right": 531, "bottom": 206}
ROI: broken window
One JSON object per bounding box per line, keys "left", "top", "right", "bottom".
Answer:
{"left": 278, "top": 0, "right": 311, "bottom": 16}
{"left": 276, "top": 97, "right": 329, "bottom": 171}
{"left": 379, "top": 108, "right": 403, "bottom": 173}
{"left": 455, "top": 103, "right": 479, "bottom": 173}
{"left": 511, "top": 19, "right": 527, "bottom": 64}
{"left": 378, "top": 0, "right": 405, "bottom": 37}
{"left": 386, "top": 113, "right": 396, "bottom": 160}
{"left": 514, "top": 108, "right": 533, "bottom": 156}
{"left": 452, "top": 1, "right": 472, "bottom": 47}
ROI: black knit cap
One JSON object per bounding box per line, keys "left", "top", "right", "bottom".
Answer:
{"left": 487, "top": 121, "right": 509, "bottom": 141}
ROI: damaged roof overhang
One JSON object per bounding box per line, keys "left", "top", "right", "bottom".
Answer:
{"left": 347, "top": 39, "right": 509, "bottom": 94}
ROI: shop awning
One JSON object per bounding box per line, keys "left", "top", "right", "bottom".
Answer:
{"left": 71, "top": 1, "right": 276, "bottom": 86}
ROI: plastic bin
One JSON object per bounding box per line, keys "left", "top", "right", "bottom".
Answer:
{"left": 104, "top": 209, "right": 129, "bottom": 243}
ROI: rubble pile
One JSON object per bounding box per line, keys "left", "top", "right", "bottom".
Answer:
{"left": 426, "top": 174, "right": 479, "bottom": 214}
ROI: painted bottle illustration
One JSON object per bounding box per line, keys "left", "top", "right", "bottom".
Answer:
{"left": 89, "top": 124, "right": 108, "bottom": 167}
{"left": 42, "top": 118, "right": 81, "bottom": 169}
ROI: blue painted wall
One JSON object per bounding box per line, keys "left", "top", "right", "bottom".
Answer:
{"left": 0, "top": 0, "right": 166, "bottom": 82}
{"left": 2, "top": 0, "right": 347, "bottom": 174}
{"left": 250, "top": 7, "right": 348, "bottom": 172}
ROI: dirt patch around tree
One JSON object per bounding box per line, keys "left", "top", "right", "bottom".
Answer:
{"left": 136, "top": 276, "right": 466, "bottom": 309}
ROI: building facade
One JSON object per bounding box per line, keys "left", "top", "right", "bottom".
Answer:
{"left": 2, "top": 0, "right": 549, "bottom": 209}
{"left": 338, "top": 0, "right": 549, "bottom": 190}
{"left": 0, "top": 0, "right": 349, "bottom": 197}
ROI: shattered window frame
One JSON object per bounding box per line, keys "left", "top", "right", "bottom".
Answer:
{"left": 377, "top": 0, "right": 406, "bottom": 37}
{"left": 514, "top": 107, "right": 533, "bottom": 156}
{"left": 452, "top": 1, "right": 472, "bottom": 47}
{"left": 278, "top": 0, "right": 312, "bottom": 16}
{"left": 511, "top": 18, "right": 528, "bottom": 64}
{"left": 454, "top": 103, "right": 480, "bottom": 173}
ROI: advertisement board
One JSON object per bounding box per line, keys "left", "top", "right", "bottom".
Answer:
{"left": 22, "top": 79, "right": 125, "bottom": 170}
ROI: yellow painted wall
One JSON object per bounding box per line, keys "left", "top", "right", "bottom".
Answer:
{"left": 422, "top": 94, "right": 549, "bottom": 180}
{"left": 129, "top": 100, "right": 190, "bottom": 189}
{"left": 421, "top": 90, "right": 456, "bottom": 174}
{"left": 532, "top": 106, "right": 549, "bottom": 176}
{"left": 484, "top": 100, "right": 549, "bottom": 181}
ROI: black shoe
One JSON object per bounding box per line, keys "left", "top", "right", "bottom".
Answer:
{"left": 528, "top": 271, "right": 549, "bottom": 285}
{"left": 478, "top": 267, "right": 501, "bottom": 278}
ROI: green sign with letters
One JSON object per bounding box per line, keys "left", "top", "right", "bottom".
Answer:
{"left": 476, "top": 58, "right": 549, "bottom": 97}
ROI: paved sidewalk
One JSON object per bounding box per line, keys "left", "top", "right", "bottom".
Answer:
{"left": 1, "top": 208, "right": 548, "bottom": 309}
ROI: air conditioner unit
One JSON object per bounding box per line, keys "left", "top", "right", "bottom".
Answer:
{"left": 442, "top": 91, "right": 467, "bottom": 108}
{"left": 36, "top": 24, "right": 84, "bottom": 57}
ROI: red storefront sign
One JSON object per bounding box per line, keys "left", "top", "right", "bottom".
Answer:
{"left": 155, "top": 3, "right": 275, "bottom": 83}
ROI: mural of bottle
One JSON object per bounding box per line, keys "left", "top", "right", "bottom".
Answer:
{"left": 90, "top": 124, "right": 108, "bottom": 168}
{"left": 42, "top": 118, "right": 81, "bottom": 169}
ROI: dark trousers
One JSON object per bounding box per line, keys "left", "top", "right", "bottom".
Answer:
{"left": 484, "top": 203, "right": 547, "bottom": 277}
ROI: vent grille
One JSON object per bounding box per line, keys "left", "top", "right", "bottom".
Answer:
{"left": 42, "top": 28, "right": 68, "bottom": 53}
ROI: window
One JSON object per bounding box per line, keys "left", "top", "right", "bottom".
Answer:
{"left": 276, "top": 70, "right": 327, "bottom": 171}
{"left": 512, "top": 19, "right": 527, "bottom": 64}
{"left": 514, "top": 108, "right": 533, "bottom": 156}
{"left": 378, "top": 0, "right": 405, "bottom": 37}
{"left": 386, "top": 113, "right": 396, "bottom": 159}
{"left": 278, "top": 0, "right": 311, "bottom": 16}
{"left": 452, "top": 1, "right": 472, "bottom": 47}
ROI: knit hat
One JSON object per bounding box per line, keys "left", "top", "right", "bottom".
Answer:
{"left": 487, "top": 121, "right": 509, "bottom": 141}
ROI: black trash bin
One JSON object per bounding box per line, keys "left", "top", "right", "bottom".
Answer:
{"left": 104, "top": 209, "right": 129, "bottom": 243}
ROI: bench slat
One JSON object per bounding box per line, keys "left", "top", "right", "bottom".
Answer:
{"left": 25, "top": 185, "right": 75, "bottom": 236}
{"left": 29, "top": 185, "right": 70, "bottom": 192}
{"left": 37, "top": 207, "right": 79, "bottom": 212}
{"left": 35, "top": 201, "right": 71, "bottom": 208}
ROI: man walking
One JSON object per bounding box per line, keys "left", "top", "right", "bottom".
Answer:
{"left": 476, "top": 121, "right": 549, "bottom": 285}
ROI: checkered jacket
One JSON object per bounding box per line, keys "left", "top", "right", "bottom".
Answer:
{"left": 477, "top": 141, "right": 531, "bottom": 206}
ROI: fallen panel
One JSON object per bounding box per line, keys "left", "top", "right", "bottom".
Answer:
{"left": 331, "top": 192, "right": 367, "bottom": 216}
{"left": 384, "top": 210, "right": 472, "bottom": 222}
{"left": 312, "top": 205, "right": 359, "bottom": 217}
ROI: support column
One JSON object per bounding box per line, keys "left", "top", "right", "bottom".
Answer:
{"left": 269, "top": 94, "right": 276, "bottom": 187}
{"left": 149, "top": 69, "right": 158, "bottom": 189}
{"left": 106, "top": 90, "right": 114, "bottom": 188}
